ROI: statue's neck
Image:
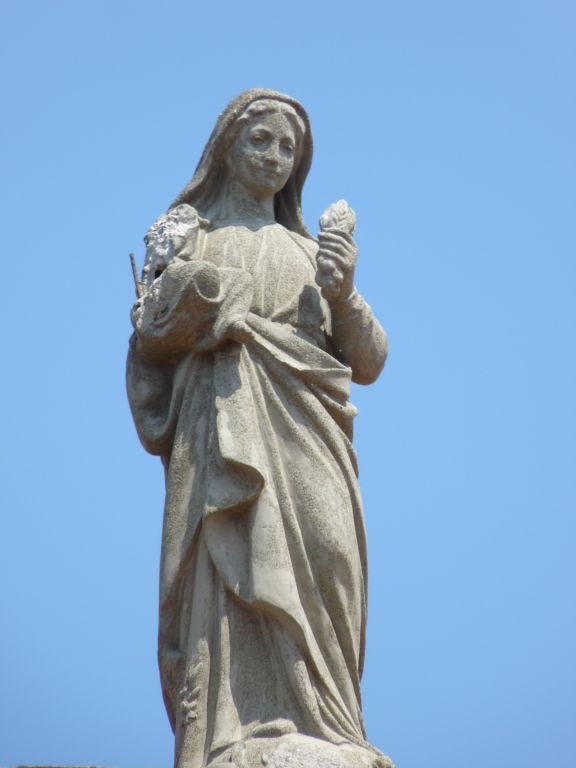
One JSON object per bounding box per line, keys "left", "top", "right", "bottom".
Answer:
{"left": 209, "top": 178, "right": 276, "bottom": 228}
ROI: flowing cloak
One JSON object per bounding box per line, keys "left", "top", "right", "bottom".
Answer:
{"left": 126, "top": 222, "right": 387, "bottom": 768}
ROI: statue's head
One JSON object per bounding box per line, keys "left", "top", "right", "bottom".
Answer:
{"left": 221, "top": 98, "right": 306, "bottom": 200}
{"left": 170, "top": 89, "right": 313, "bottom": 237}
{"left": 222, "top": 99, "right": 307, "bottom": 162}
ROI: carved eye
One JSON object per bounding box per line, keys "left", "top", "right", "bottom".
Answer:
{"left": 251, "top": 133, "right": 265, "bottom": 146}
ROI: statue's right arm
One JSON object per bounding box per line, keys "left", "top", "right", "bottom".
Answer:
{"left": 131, "top": 259, "right": 254, "bottom": 363}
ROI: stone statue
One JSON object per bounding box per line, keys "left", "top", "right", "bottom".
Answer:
{"left": 127, "top": 89, "right": 393, "bottom": 768}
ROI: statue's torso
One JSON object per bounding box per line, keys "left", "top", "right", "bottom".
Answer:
{"left": 200, "top": 224, "right": 327, "bottom": 346}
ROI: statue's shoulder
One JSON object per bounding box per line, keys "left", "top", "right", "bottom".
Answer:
{"left": 281, "top": 228, "right": 318, "bottom": 271}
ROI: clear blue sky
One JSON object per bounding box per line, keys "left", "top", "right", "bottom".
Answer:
{"left": 1, "top": 2, "right": 574, "bottom": 766}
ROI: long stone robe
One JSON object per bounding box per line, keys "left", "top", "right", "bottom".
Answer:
{"left": 127, "top": 223, "right": 387, "bottom": 768}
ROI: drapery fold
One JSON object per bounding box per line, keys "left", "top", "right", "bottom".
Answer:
{"left": 127, "top": 242, "right": 379, "bottom": 767}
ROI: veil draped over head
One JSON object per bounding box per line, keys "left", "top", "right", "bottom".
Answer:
{"left": 168, "top": 88, "right": 313, "bottom": 238}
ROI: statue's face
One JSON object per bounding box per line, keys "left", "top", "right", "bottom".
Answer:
{"left": 226, "top": 111, "right": 297, "bottom": 197}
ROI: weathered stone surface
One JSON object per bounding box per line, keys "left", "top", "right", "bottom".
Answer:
{"left": 222, "top": 734, "right": 395, "bottom": 768}
{"left": 127, "top": 89, "right": 392, "bottom": 768}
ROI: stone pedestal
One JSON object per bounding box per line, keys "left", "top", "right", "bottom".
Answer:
{"left": 212, "top": 734, "right": 395, "bottom": 768}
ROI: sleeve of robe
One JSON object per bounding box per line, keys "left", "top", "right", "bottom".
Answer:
{"left": 126, "top": 258, "right": 254, "bottom": 456}
{"left": 328, "top": 289, "right": 388, "bottom": 385}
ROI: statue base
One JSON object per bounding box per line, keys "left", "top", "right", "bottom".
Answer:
{"left": 209, "top": 733, "right": 396, "bottom": 768}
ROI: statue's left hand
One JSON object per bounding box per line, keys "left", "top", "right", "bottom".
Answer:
{"left": 316, "top": 230, "right": 358, "bottom": 302}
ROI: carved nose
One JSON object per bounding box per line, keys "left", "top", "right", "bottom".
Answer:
{"left": 264, "top": 155, "right": 279, "bottom": 168}
{"left": 263, "top": 147, "right": 280, "bottom": 168}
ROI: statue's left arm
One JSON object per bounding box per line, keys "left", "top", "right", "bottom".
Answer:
{"left": 329, "top": 290, "right": 388, "bottom": 384}
{"left": 317, "top": 228, "right": 387, "bottom": 384}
